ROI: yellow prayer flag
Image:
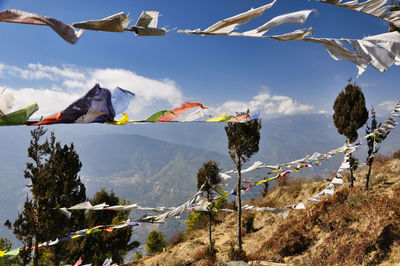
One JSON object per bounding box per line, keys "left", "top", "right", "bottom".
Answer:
{"left": 106, "top": 112, "right": 130, "bottom": 125}
{"left": 206, "top": 113, "right": 227, "bottom": 122}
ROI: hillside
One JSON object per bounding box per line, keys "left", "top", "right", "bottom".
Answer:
{"left": 0, "top": 113, "right": 398, "bottom": 250}
{"left": 131, "top": 152, "right": 400, "bottom": 265}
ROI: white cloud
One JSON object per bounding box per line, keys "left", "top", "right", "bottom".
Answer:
{"left": 378, "top": 100, "right": 398, "bottom": 114}
{"left": 214, "top": 91, "right": 313, "bottom": 117}
{"left": 0, "top": 62, "right": 314, "bottom": 120}
{"left": 1, "top": 62, "right": 184, "bottom": 118}
{"left": 9, "top": 88, "right": 82, "bottom": 117}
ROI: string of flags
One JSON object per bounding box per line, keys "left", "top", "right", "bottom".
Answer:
{"left": 220, "top": 99, "right": 400, "bottom": 182}
{"left": 0, "top": 220, "right": 140, "bottom": 258}
{"left": 0, "top": 84, "right": 258, "bottom": 126}
{"left": 211, "top": 99, "right": 400, "bottom": 216}
{"left": 0, "top": 9, "right": 165, "bottom": 44}
{"left": 178, "top": 0, "right": 315, "bottom": 41}
{"left": 317, "top": 0, "right": 400, "bottom": 29}
{"left": 59, "top": 201, "right": 176, "bottom": 218}
{"left": 141, "top": 99, "right": 400, "bottom": 220}
{"left": 0, "top": 84, "right": 254, "bottom": 126}
{"left": 58, "top": 99, "right": 399, "bottom": 222}
{"left": 1, "top": 1, "right": 400, "bottom": 77}
{"left": 2, "top": 100, "right": 396, "bottom": 258}
{"left": 177, "top": 0, "right": 400, "bottom": 77}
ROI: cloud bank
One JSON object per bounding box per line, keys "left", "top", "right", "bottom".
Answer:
{"left": 0, "top": 62, "right": 313, "bottom": 119}
{"left": 214, "top": 91, "right": 313, "bottom": 117}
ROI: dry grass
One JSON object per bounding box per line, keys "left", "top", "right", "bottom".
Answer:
{"left": 127, "top": 153, "right": 400, "bottom": 266}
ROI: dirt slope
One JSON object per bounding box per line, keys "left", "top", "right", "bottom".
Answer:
{"left": 129, "top": 156, "right": 400, "bottom": 266}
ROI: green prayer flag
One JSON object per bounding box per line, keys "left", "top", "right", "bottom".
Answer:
{"left": 144, "top": 110, "right": 174, "bottom": 122}
{"left": 3, "top": 247, "right": 21, "bottom": 256}
{"left": 0, "top": 104, "right": 39, "bottom": 126}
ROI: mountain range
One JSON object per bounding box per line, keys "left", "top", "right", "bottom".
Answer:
{"left": 0, "top": 113, "right": 398, "bottom": 249}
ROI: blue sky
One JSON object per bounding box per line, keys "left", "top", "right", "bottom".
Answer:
{"left": 0, "top": 0, "right": 398, "bottom": 120}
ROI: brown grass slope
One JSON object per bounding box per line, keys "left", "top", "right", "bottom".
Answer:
{"left": 129, "top": 153, "right": 400, "bottom": 266}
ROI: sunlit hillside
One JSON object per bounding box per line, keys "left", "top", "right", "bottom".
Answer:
{"left": 130, "top": 151, "right": 400, "bottom": 265}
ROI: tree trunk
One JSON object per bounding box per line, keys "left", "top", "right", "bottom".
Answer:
{"left": 236, "top": 157, "right": 242, "bottom": 250}
{"left": 52, "top": 245, "right": 60, "bottom": 266}
{"left": 349, "top": 154, "right": 354, "bottom": 188}
{"left": 207, "top": 191, "right": 212, "bottom": 250}
{"left": 33, "top": 234, "right": 39, "bottom": 266}
{"left": 366, "top": 160, "right": 373, "bottom": 189}
{"left": 33, "top": 201, "right": 39, "bottom": 266}
{"left": 350, "top": 168, "right": 354, "bottom": 188}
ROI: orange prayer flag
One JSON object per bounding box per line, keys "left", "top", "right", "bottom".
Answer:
{"left": 158, "top": 101, "right": 207, "bottom": 122}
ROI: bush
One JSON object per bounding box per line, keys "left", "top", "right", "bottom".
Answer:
{"left": 185, "top": 211, "right": 208, "bottom": 234}
{"left": 145, "top": 230, "right": 166, "bottom": 254}
{"left": 243, "top": 214, "right": 256, "bottom": 234}
{"left": 134, "top": 251, "right": 143, "bottom": 261}
{"left": 374, "top": 154, "right": 391, "bottom": 164}
{"left": 167, "top": 232, "right": 185, "bottom": 246}
{"left": 392, "top": 149, "right": 400, "bottom": 159}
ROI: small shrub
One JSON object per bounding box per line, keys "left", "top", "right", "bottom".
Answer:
{"left": 258, "top": 197, "right": 276, "bottom": 208}
{"left": 243, "top": 214, "right": 256, "bottom": 234}
{"left": 286, "top": 179, "right": 303, "bottom": 198}
{"left": 276, "top": 176, "right": 288, "bottom": 186}
{"left": 278, "top": 229, "right": 313, "bottom": 257}
{"left": 193, "top": 247, "right": 206, "bottom": 261}
{"left": 145, "top": 230, "right": 166, "bottom": 254}
{"left": 392, "top": 149, "right": 400, "bottom": 159}
{"left": 167, "top": 232, "right": 185, "bottom": 246}
{"left": 134, "top": 251, "right": 143, "bottom": 261}
{"left": 185, "top": 211, "right": 208, "bottom": 234}
{"left": 228, "top": 242, "right": 247, "bottom": 261}
{"left": 374, "top": 154, "right": 391, "bottom": 164}
{"left": 193, "top": 245, "right": 217, "bottom": 264}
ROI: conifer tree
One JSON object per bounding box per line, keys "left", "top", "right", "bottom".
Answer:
{"left": 145, "top": 230, "right": 166, "bottom": 254}
{"left": 6, "top": 127, "right": 86, "bottom": 266}
{"left": 197, "top": 160, "right": 221, "bottom": 254}
{"left": 69, "top": 189, "right": 139, "bottom": 265}
{"left": 333, "top": 83, "right": 368, "bottom": 187}
{"left": 0, "top": 238, "right": 18, "bottom": 265}
{"left": 365, "top": 107, "right": 387, "bottom": 189}
{"left": 225, "top": 114, "right": 261, "bottom": 251}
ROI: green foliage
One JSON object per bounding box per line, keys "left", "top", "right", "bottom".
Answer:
{"left": 333, "top": 83, "right": 368, "bottom": 187}
{"left": 5, "top": 128, "right": 137, "bottom": 265}
{"left": 0, "top": 238, "right": 17, "bottom": 266}
{"left": 225, "top": 118, "right": 262, "bottom": 166}
{"left": 213, "top": 197, "right": 227, "bottom": 211}
{"left": 68, "top": 188, "right": 139, "bottom": 265}
{"left": 365, "top": 107, "right": 386, "bottom": 189}
{"left": 225, "top": 116, "right": 261, "bottom": 249}
{"left": 145, "top": 230, "right": 166, "bottom": 254}
{"left": 135, "top": 251, "right": 143, "bottom": 261}
{"left": 333, "top": 83, "right": 368, "bottom": 142}
{"left": 197, "top": 161, "right": 221, "bottom": 192}
{"left": 196, "top": 160, "right": 222, "bottom": 251}
{"left": 185, "top": 211, "right": 208, "bottom": 234}
{"left": 6, "top": 127, "right": 87, "bottom": 266}
{"left": 0, "top": 238, "right": 12, "bottom": 250}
